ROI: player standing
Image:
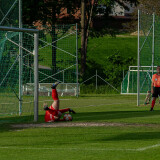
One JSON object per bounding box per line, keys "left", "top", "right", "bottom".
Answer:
{"left": 150, "top": 66, "right": 160, "bottom": 111}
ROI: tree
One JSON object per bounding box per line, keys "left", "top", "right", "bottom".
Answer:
{"left": 22, "top": 0, "right": 80, "bottom": 72}
{"left": 22, "top": 0, "right": 139, "bottom": 76}
{"left": 80, "top": 0, "right": 138, "bottom": 76}
{"left": 103, "top": 51, "right": 135, "bottom": 87}
{"left": 138, "top": 0, "right": 160, "bottom": 15}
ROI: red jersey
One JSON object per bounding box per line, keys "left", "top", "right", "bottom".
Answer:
{"left": 152, "top": 74, "right": 160, "bottom": 87}
{"left": 44, "top": 106, "right": 58, "bottom": 122}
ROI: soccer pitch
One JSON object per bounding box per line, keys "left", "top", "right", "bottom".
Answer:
{"left": 1, "top": 94, "right": 160, "bottom": 160}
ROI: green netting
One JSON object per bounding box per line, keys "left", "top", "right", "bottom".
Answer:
{"left": 139, "top": 12, "right": 153, "bottom": 66}
{"left": 0, "top": 24, "right": 78, "bottom": 116}
{"left": 121, "top": 67, "right": 153, "bottom": 94}
{"left": 38, "top": 24, "right": 77, "bottom": 83}
{"left": 37, "top": 24, "right": 78, "bottom": 96}
{"left": 0, "top": 0, "right": 19, "bottom": 26}
{"left": 0, "top": 30, "right": 35, "bottom": 115}
{"left": 154, "top": 16, "right": 160, "bottom": 65}
{"left": 122, "top": 11, "right": 160, "bottom": 104}
{"left": 0, "top": 31, "right": 19, "bottom": 60}
{"left": 139, "top": 12, "right": 160, "bottom": 104}
{"left": 139, "top": 12, "right": 160, "bottom": 67}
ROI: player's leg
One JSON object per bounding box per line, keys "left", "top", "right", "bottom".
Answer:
{"left": 150, "top": 87, "right": 158, "bottom": 111}
{"left": 51, "top": 89, "right": 59, "bottom": 110}
{"left": 51, "top": 82, "right": 60, "bottom": 110}
{"left": 59, "top": 108, "right": 76, "bottom": 114}
{"left": 52, "top": 102, "right": 59, "bottom": 110}
{"left": 144, "top": 91, "right": 151, "bottom": 105}
{"left": 158, "top": 87, "right": 160, "bottom": 105}
{"left": 59, "top": 108, "right": 70, "bottom": 113}
{"left": 150, "top": 97, "right": 156, "bottom": 111}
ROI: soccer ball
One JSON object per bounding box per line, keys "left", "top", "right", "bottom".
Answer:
{"left": 63, "top": 114, "right": 72, "bottom": 121}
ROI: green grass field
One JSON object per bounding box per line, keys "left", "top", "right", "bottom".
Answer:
{"left": 1, "top": 94, "right": 160, "bottom": 160}
{"left": 0, "top": 31, "right": 156, "bottom": 160}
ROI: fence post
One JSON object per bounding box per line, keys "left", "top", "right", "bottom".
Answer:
{"left": 137, "top": 10, "right": 140, "bottom": 106}
{"left": 152, "top": 13, "right": 155, "bottom": 75}
{"left": 96, "top": 70, "right": 97, "bottom": 90}
{"left": 76, "top": 23, "right": 79, "bottom": 97}
{"left": 34, "top": 32, "right": 39, "bottom": 122}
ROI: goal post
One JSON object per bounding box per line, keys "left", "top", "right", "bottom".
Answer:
{"left": 0, "top": 26, "right": 39, "bottom": 122}
{"left": 121, "top": 66, "right": 157, "bottom": 95}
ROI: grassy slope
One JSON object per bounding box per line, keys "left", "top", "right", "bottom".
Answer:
{"left": 38, "top": 33, "right": 76, "bottom": 68}
{"left": 38, "top": 34, "right": 137, "bottom": 69}
{"left": 87, "top": 35, "right": 137, "bottom": 68}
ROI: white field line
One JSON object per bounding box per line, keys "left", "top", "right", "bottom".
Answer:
{"left": 137, "top": 143, "right": 160, "bottom": 151}
{"left": 39, "top": 99, "right": 70, "bottom": 103}
{"left": 0, "top": 100, "right": 135, "bottom": 106}
{"left": 0, "top": 99, "right": 71, "bottom": 105}
{"left": 73, "top": 102, "right": 136, "bottom": 108}
{"left": 0, "top": 144, "right": 160, "bottom": 151}
{"left": 0, "top": 147, "right": 139, "bottom": 151}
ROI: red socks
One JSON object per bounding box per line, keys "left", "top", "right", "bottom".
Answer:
{"left": 52, "top": 89, "right": 59, "bottom": 100}
{"left": 151, "top": 99, "right": 156, "bottom": 109}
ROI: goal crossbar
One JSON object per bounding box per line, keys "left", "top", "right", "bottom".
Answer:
{"left": 0, "top": 26, "right": 38, "bottom": 33}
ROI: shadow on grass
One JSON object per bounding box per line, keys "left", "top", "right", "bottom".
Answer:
{"left": 0, "top": 115, "right": 35, "bottom": 132}
{"left": 1, "top": 110, "right": 160, "bottom": 124}
{"left": 74, "top": 110, "right": 160, "bottom": 122}
{"left": 95, "top": 131, "right": 160, "bottom": 141}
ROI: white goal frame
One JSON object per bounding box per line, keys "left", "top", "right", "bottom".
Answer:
{"left": 121, "top": 66, "right": 157, "bottom": 95}
{"left": 0, "top": 26, "right": 39, "bottom": 122}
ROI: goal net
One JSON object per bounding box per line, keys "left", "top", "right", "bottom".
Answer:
{"left": 36, "top": 24, "right": 78, "bottom": 96}
{"left": 121, "top": 66, "right": 156, "bottom": 95}
{"left": 0, "top": 26, "right": 38, "bottom": 119}
{"left": 24, "top": 83, "right": 79, "bottom": 97}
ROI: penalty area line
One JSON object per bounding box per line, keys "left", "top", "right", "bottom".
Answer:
{"left": 1, "top": 144, "right": 160, "bottom": 151}
{"left": 74, "top": 102, "right": 136, "bottom": 108}
{"left": 137, "top": 143, "right": 160, "bottom": 151}
{"left": 0, "top": 146, "right": 137, "bottom": 151}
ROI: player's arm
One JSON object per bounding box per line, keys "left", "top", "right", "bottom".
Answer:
{"left": 49, "top": 107, "right": 55, "bottom": 111}
{"left": 54, "top": 116, "right": 59, "bottom": 120}
{"left": 53, "top": 111, "right": 61, "bottom": 120}
{"left": 151, "top": 75, "right": 155, "bottom": 94}
{"left": 151, "top": 82, "right": 154, "bottom": 94}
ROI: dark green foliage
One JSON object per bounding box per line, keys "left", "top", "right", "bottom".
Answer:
{"left": 103, "top": 51, "right": 136, "bottom": 87}
{"left": 79, "top": 35, "right": 137, "bottom": 89}
{"left": 80, "top": 84, "right": 119, "bottom": 94}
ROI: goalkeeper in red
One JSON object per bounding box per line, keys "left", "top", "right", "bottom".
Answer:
{"left": 43, "top": 82, "right": 76, "bottom": 122}
{"left": 150, "top": 66, "right": 160, "bottom": 111}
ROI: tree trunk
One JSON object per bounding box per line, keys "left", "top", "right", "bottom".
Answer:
{"left": 51, "top": 9, "right": 57, "bottom": 73}
{"left": 81, "top": 0, "right": 86, "bottom": 76}
{"left": 85, "top": 0, "right": 94, "bottom": 60}
{"left": 52, "top": 25, "right": 57, "bottom": 73}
